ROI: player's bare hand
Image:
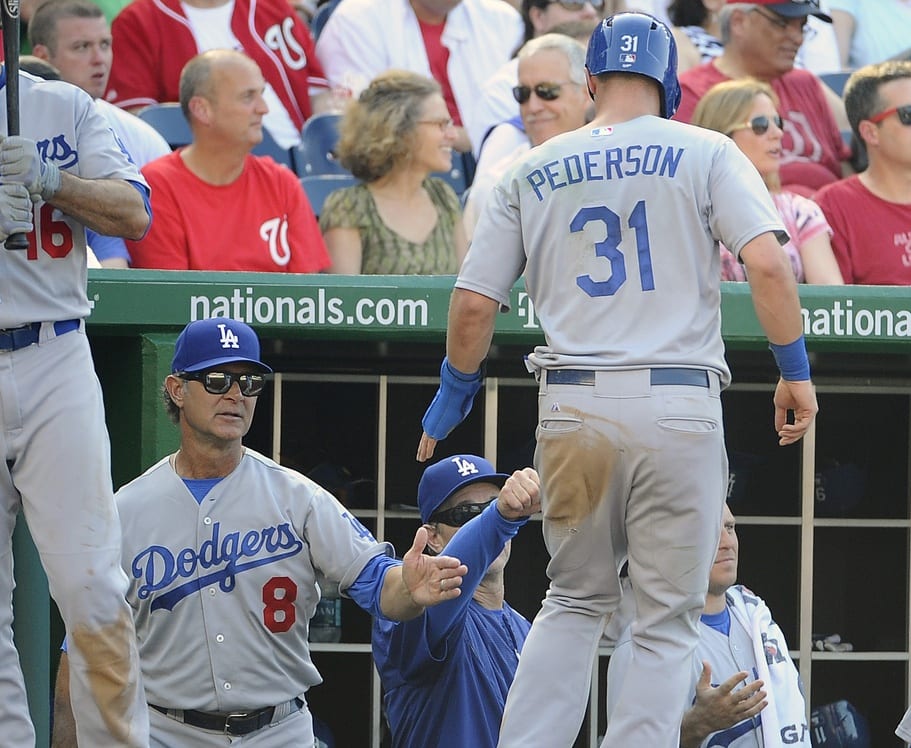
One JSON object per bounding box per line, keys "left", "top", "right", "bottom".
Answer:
{"left": 0, "top": 135, "right": 61, "bottom": 201}
{"left": 401, "top": 526, "right": 468, "bottom": 608}
{"left": 773, "top": 378, "right": 818, "bottom": 446}
{"left": 416, "top": 432, "right": 438, "bottom": 463}
{"left": 683, "top": 662, "right": 767, "bottom": 743}
{"left": 0, "top": 183, "right": 34, "bottom": 240}
{"left": 496, "top": 467, "right": 541, "bottom": 521}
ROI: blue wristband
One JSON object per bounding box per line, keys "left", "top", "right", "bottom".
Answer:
{"left": 769, "top": 336, "right": 810, "bottom": 381}
{"left": 421, "top": 357, "right": 483, "bottom": 440}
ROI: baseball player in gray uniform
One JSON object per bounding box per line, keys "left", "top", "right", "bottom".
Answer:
{"left": 416, "top": 12, "right": 818, "bottom": 748}
{"left": 53, "top": 317, "right": 469, "bottom": 747}
{"left": 0, "top": 67, "right": 151, "bottom": 745}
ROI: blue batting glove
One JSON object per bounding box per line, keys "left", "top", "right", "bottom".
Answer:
{"left": 421, "top": 357, "right": 482, "bottom": 440}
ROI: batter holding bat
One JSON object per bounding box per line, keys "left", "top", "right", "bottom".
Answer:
{"left": 0, "top": 20, "right": 153, "bottom": 746}
{"left": 417, "top": 12, "right": 818, "bottom": 747}
{"left": 54, "top": 317, "right": 469, "bottom": 747}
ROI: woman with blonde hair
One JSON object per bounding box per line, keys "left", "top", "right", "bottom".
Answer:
{"left": 320, "top": 70, "right": 468, "bottom": 274}
{"left": 692, "top": 78, "right": 844, "bottom": 284}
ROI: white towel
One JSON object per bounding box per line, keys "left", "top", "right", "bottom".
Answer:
{"left": 897, "top": 705, "right": 911, "bottom": 742}
{"left": 727, "top": 585, "right": 810, "bottom": 746}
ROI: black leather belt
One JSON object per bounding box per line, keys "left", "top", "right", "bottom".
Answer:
{"left": 149, "top": 697, "right": 304, "bottom": 736}
{"left": 0, "top": 319, "right": 79, "bottom": 352}
{"left": 546, "top": 368, "right": 710, "bottom": 388}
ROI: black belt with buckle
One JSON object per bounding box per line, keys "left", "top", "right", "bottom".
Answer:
{"left": 546, "top": 368, "right": 710, "bottom": 388}
{"left": 0, "top": 319, "right": 79, "bottom": 352}
{"left": 149, "top": 697, "right": 304, "bottom": 736}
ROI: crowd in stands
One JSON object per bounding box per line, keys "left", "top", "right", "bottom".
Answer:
{"left": 11, "top": 0, "right": 911, "bottom": 286}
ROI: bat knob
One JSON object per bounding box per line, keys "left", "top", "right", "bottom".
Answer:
{"left": 5, "top": 232, "right": 29, "bottom": 250}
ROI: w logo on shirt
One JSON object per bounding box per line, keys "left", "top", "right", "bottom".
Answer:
{"left": 451, "top": 457, "right": 479, "bottom": 477}
{"left": 217, "top": 324, "right": 240, "bottom": 349}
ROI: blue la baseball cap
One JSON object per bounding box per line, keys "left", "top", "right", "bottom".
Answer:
{"left": 171, "top": 318, "right": 273, "bottom": 374}
{"left": 418, "top": 454, "right": 509, "bottom": 522}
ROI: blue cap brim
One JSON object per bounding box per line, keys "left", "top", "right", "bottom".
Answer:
{"left": 179, "top": 356, "right": 273, "bottom": 374}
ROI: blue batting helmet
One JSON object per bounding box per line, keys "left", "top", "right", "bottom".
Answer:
{"left": 585, "top": 12, "right": 682, "bottom": 119}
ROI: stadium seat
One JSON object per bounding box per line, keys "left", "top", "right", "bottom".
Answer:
{"left": 137, "top": 103, "right": 192, "bottom": 148}
{"left": 300, "top": 173, "right": 358, "bottom": 216}
{"left": 433, "top": 151, "right": 476, "bottom": 199}
{"left": 310, "top": 0, "right": 342, "bottom": 40}
{"left": 819, "top": 71, "right": 852, "bottom": 97}
{"left": 298, "top": 112, "right": 347, "bottom": 176}
{"left": 137, "top": 102, "right": 296, "bottom": 169}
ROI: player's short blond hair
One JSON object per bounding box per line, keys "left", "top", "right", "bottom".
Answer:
{"left": 335, "top": 70, "right": 442, "bottom": 182}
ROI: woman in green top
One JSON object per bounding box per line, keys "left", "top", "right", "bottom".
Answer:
{"left": 320, "top": 70, "right": 468, "bottom": 275}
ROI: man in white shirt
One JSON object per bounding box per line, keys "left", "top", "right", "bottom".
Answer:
{"left": 315, "top": 0, "right": 524, "bottom": 154}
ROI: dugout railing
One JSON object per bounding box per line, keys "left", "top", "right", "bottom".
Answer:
{"left": 14, "top": 270, "right": 911, "bottom": 747}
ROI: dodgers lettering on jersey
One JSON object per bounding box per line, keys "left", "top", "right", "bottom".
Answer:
{"left": 525, "top": 143, "right": 685, "bottom": 202}
{"left": 132, "top": 521, "right": 304, "bottom": 611}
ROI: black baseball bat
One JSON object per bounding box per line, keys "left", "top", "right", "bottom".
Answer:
{"left": 2, "top": 0, "right": 28, "bottom": 250}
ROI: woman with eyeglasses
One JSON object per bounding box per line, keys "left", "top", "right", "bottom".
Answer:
{"left": 319, "top": 70, "right": 468, "bottom": 274}
{"left": 692, "top": 78, "right": 844, "bottom": 283}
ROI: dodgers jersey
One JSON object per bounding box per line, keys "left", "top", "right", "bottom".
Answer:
{"left": 0, "top": 69, "right": 148, "bottom": 327}
{"left": 459, "top": 116, "right": 786, "bottom": 387}
{"left": 116, "top": 448, "right": 392, "bottom": 712}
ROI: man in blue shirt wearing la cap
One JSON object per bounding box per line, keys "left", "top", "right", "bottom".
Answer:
{"left": 372, "top": 454, "right": 540, "bottom": 748}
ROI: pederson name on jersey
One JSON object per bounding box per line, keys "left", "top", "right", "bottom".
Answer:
{"left": 525, "top": 145, "right": 684, "bottom": 202}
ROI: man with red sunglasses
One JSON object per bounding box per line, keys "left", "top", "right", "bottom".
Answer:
{"left": 814, "top": 60, "right": 911, "bottom": 284}
{"left": 372, "top": 454, "right": 540, "bottom": 748}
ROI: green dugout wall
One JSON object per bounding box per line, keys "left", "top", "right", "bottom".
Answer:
{"left": 14, "top": 270, "right": 911, "bottom": 746}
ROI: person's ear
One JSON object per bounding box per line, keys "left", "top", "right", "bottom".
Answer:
{"left": 857, "top": 119, "right": 879, "bottom": 149}
{"left": 189, "top": 95, "right": 213, "bottom": 127}
{"left": 165, "top": 374, "right": 186, "bottom": 410}
{"left": 528, "top": 5, "right": 547, "bottom": 34}
{"left": 423, "top": 523, "right": 445, "bottom": 555}
{"left": 31, "top": 44, "right": 51, "bottom": 62}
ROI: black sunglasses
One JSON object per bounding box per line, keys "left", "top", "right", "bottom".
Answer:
{"left": 869, "top": 104, "right": 911, "bottom": 126}
{"left": 429, "top": 498, "right": 496, "bottom": 527}
{"left": 178, "top": 370, "right": 266, "bottom": 397}
{"left": 727, "top": 114, "right": 784, "bottom": 136}
{"left": 512, "top": 82, "right": 566, "bottom": 105}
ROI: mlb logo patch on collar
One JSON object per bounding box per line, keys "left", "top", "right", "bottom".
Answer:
{"left": 590, "top": 126, "right": 614, "bottom": 137}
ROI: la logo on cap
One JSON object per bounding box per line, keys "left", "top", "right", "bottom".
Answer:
{"left": 451, "top": 456, "right": 479, "bottom": 477}
{"left": 218, "top": 323, "right": 241, "bottom": 350}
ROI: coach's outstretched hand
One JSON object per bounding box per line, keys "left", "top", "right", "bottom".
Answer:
{"left": 680, "top": 662, "right": 767, "bottom": 748}
{"left": 773, "top": 378, "right": 818, "bottom": 446}
{"left": 379, "top": 526, "right": 468, "bottom": 621}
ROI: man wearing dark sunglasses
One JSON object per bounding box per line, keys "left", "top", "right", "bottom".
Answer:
{"left": 418, "top": 11, "right": 817, "bottom": 747}
{"left": 53, "top": 317, "right": 470, "bottom": 747}
{"left": 676, "top": 0, "right": 852, "bottom": 196}
{"left": 814, "top": 60, "right": 911, "bottom": 285}
{"left": 373, "top": 454, "right": 540, "bottom": 748}
{"left": 464, "top": 32, "right": 591, "bottom": 238}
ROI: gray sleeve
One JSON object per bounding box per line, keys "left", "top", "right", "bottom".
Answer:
{"left": 455, "top": 172, "right": 528, "bottom": 311}
{"left": 706, "top": 139, "right": 787, "bottom": 259}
